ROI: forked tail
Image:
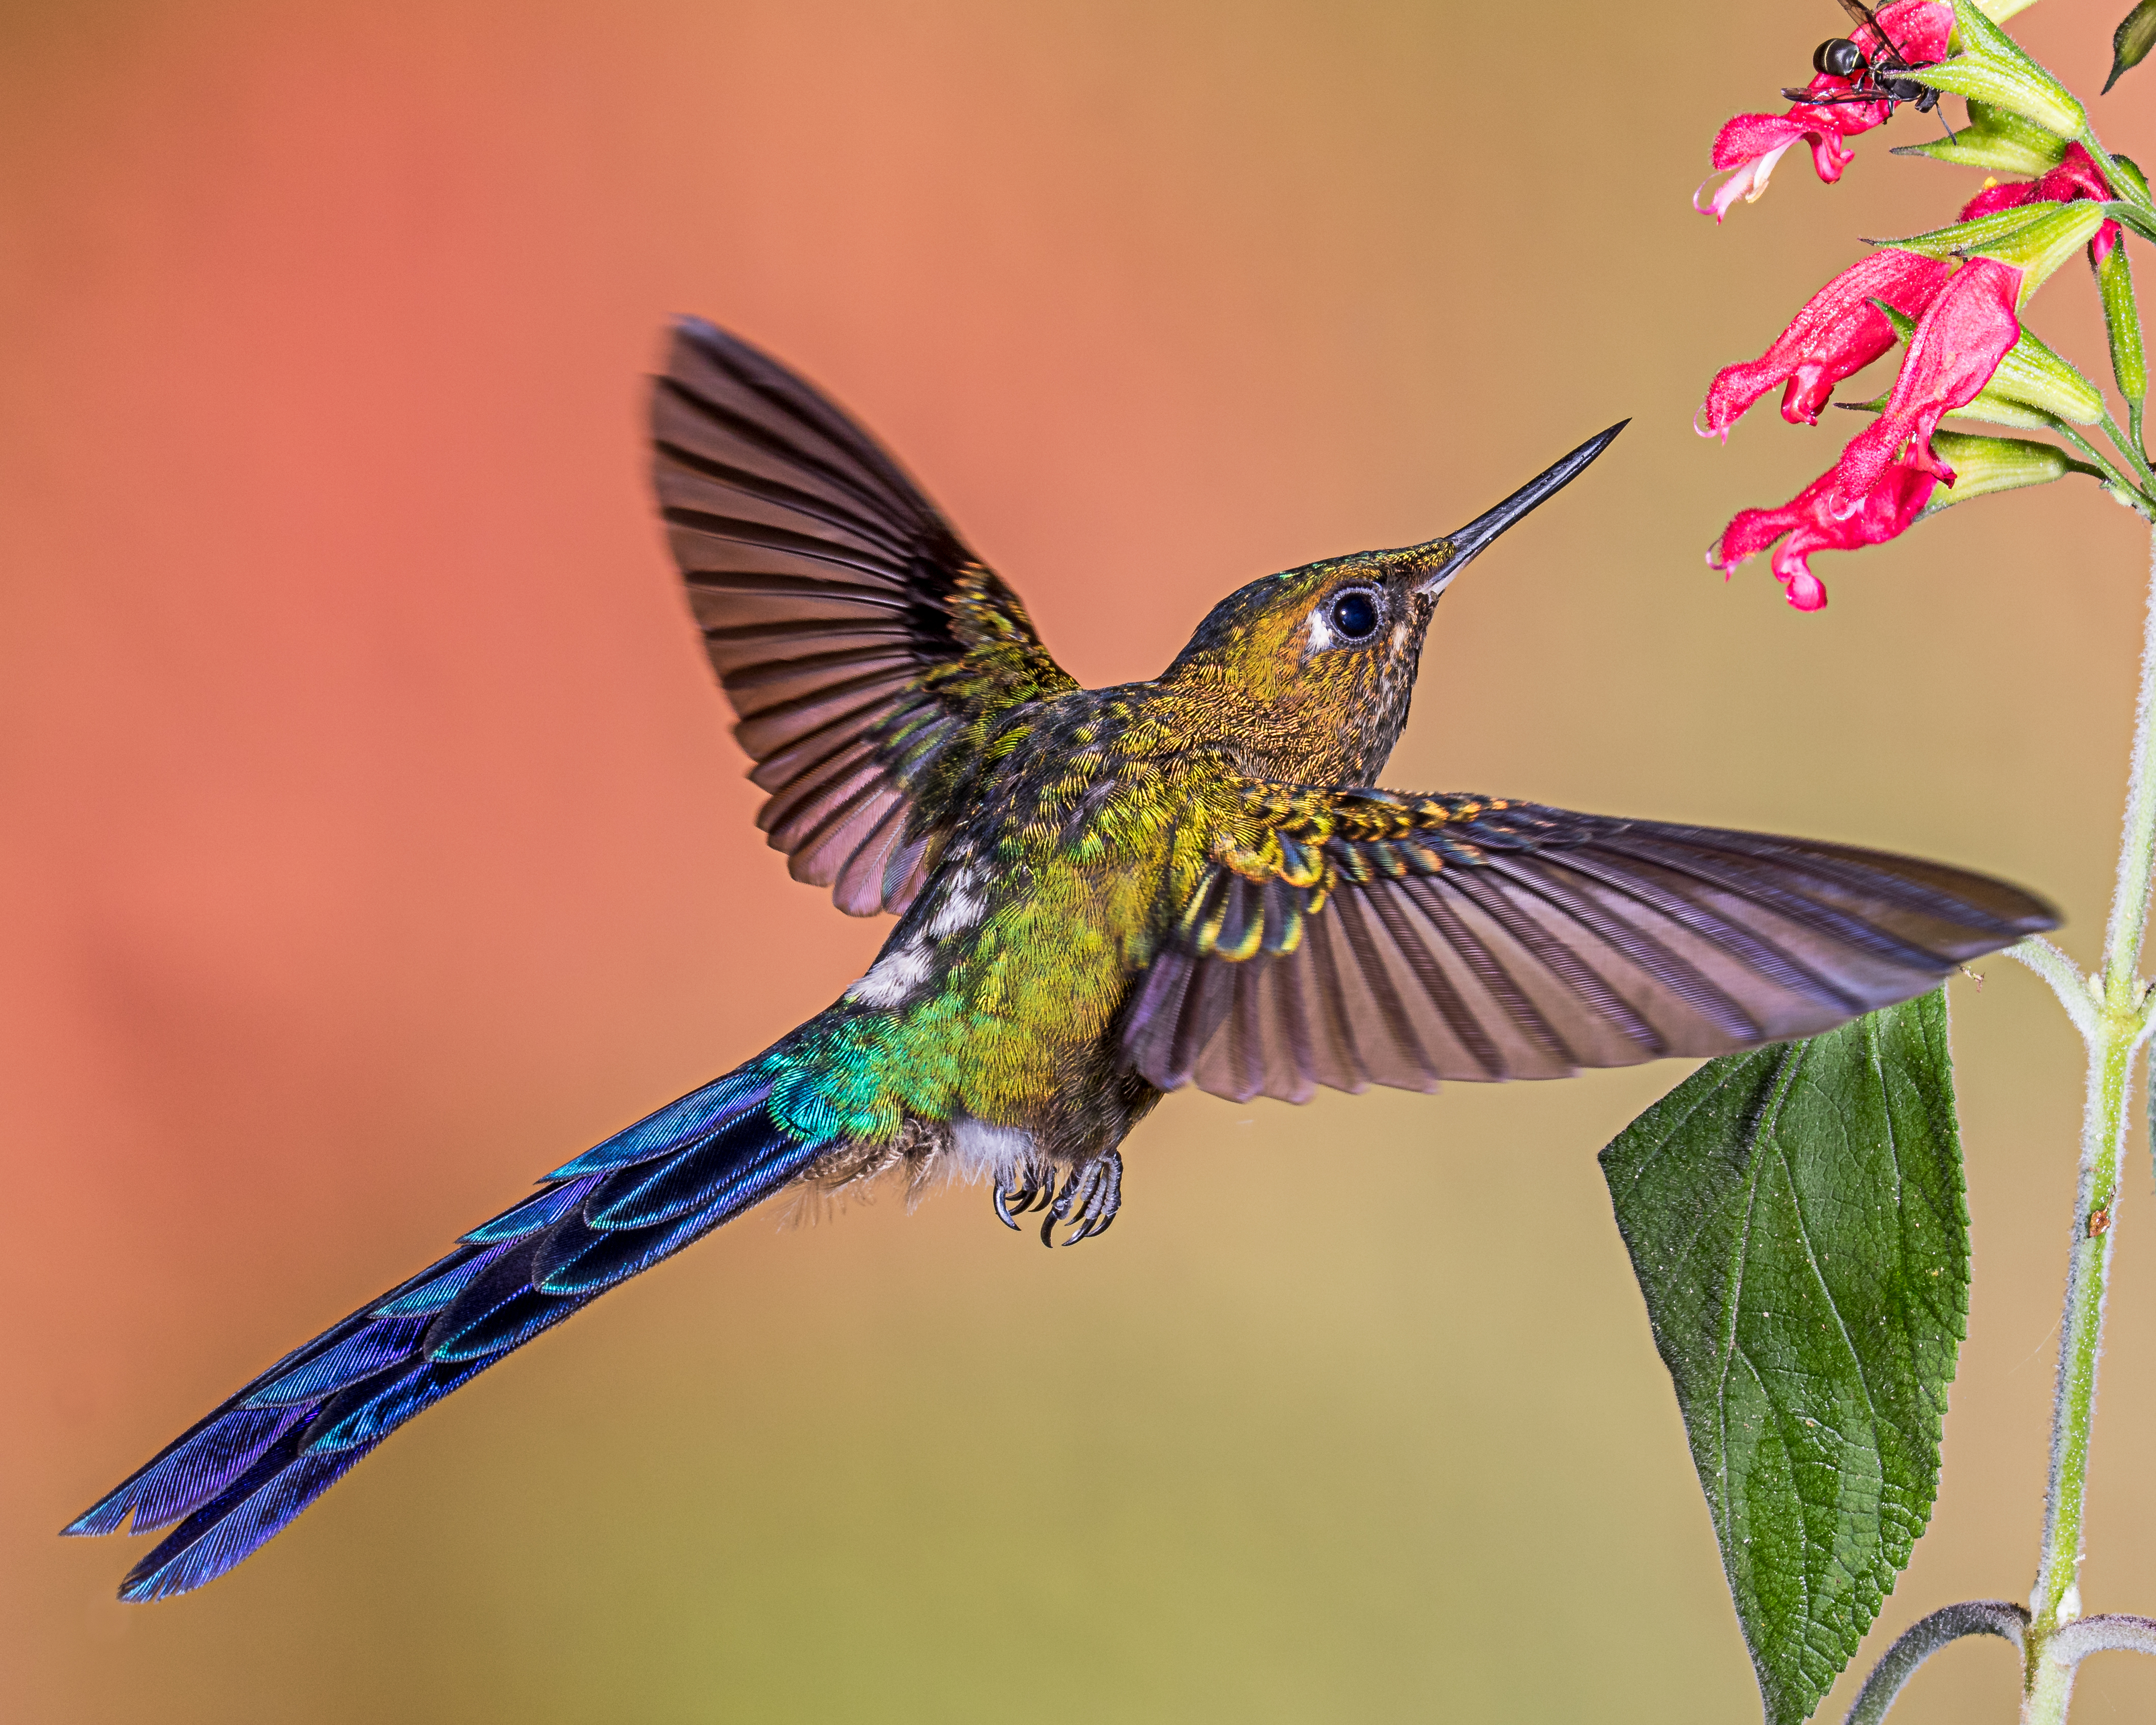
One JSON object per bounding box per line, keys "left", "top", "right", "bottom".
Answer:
{"left": 65, "top": 1066, "right": 824, "bottom": 1600}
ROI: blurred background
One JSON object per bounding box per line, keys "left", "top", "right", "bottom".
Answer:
{"left": 5, "top": 0, "right": 2156, "bottom": 1718}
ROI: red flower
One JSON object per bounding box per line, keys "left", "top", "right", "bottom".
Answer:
{"left": 1709, "top": 458, "right": 1940, "bottom": 611}
{"left": 1700, "top": 248, "right": 1953, "bottom": 437}
{"left": 1960, "top": 141, "right": 2121, "bottom": 262}
{"left": 1695, "top": 108, "right": 1876, "bottom": 222}
{"left": 1695, "top": 0, "right": 1954, "bottom": 221}
{"left": 1828, "top": 257, "right": 2024, "bottom": 513}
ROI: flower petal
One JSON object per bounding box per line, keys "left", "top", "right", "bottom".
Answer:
{"left": 1699, "top": 249, "right": 1952, "bottom": 437}
{"left": 1711, "top": 460, "right": 1939, "bottom": 610}
{"left": 1696, "top": 140, "right": 1797, "bottom": 222}
{"left": 1830, "top": 258, "right": 2024, "bottom": 513}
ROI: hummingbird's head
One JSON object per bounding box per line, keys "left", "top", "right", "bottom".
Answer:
{"left": 1159, "top": 422, "right": 1626, "bottom": 784}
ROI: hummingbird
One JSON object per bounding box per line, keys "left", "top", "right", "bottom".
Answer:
{"left": 67, "top": 320, "right": 2057, "bottom": 1600}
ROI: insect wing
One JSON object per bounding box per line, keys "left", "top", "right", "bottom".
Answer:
{"left": 1838, "top": 0, "right": 1920, "bottom": 69}
{"left": 1783, "top": 85, "right": 1885, "bottom": 105}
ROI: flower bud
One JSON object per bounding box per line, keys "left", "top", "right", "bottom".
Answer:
{"left": 2097, "top": 239, "right": 2148, "bottom": 410}
{"left": 2110, "top": 153, "right": 2153, "bottom": 204}
{"left": 1894, "top": 99, "right": 2067, "bottom": 177}
{"left": 2107, "top": 0, "right": 2156, "bottom": 94}
{"left": 1922, "top": 430, "right": 2082, "bottom": 508}
{"left": 1904, "top": 0, "right": 2086, "bottom": 138}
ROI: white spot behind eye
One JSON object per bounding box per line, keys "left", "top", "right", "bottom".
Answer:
{"left": 1307, "top": 586, "right": 1385, "bottom": 656}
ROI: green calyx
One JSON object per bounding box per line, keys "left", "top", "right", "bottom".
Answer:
{"left": 1894, "top": 99, "right": 2067, "bottom": 176}
{"left": 1884, "top": 200, "right": 2075, "bottom": 261}
{"left": 1925, "top": 430, "right": 2098, "bottom": 510}
{"left": 1991, "top": 325, "right": 2109, "bottom": 423}
{"left": 1911, "top": 0, "right": 2085, "bottom": 138}
{"left": 1880, "top": 202, "right": 2107, "bottom": 302}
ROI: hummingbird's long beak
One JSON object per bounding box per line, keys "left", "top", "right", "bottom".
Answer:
{"left": 1413, "top": 420, "right": 1629, "bottom": 596}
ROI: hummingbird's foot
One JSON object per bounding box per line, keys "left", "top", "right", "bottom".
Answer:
{"left": 992, "top": 1161, "right": 1054, "bottom": 1230}
{"left": 1041, "top": 1150, "right": 1122, "bottom": 1248}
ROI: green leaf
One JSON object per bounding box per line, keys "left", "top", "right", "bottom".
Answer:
{"left": 1599, "top": 991, "right": 1969, "bottom": 1725}
{"left": 2107, "top": 0, "right": 2156, "bottom": 93}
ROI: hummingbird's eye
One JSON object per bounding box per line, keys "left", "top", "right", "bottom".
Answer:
{"left": 1326, "top": 587, "right": 1382, "bottom": 644}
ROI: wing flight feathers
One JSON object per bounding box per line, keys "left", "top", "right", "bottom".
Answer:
{"left": 1125, "top": 785, "right": 2058, "bottom": 1102}
{"left": 652, "top": 320, "right": 1074, "bottom": 915}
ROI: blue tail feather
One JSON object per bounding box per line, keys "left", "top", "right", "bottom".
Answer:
{"left": 239, "top": 1317, "right": 432, "bottom": 1408}
{"left": 305, "top": 1359, "right": 486, "bottom": 1453}
{"left": 461, "top": 1174, "right": 601, "bottom": 1244}
{"left": 65, "top": 1065, "right": 829, "bottom": 1600}
{"left": 370, "top": 1242, "right": 513, "bottom": 1317}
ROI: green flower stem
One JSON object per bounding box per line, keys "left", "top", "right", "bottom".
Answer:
{"left": 2041, "top": 419, "right": 2154, "bottom": 516}
{"left": 2101, "top": 407, "right": 2156, "bottom": 496}
{"left": 2021, "top": 525, "right": 2156, "bottom": 1725}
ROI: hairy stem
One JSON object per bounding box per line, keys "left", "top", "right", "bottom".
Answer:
{"left": 2100, "top": 409, "right": 2156, "bottom": 499}
{"left": 2048, "top": 419, "right": 2149, "bottom": 513}
{"left": 2021, "top": 525, "right": 2156, "bottom": 1725}
{"left": 2006, "top": 937, "right": 2099, "bottom": 1039}
{"left": 2081, "top": 138, "right": 2152, "bottom": 216}
{"left": 1845, "top": 1601, "right": 2027, "bottom": 1724}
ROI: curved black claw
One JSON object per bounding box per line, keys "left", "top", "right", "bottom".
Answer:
{"left": 1039, "top": 1152, "right": 1123, "bottom": 1248}
{"left": 993, "top": 1163, "right": 1054, "bottom": 1230}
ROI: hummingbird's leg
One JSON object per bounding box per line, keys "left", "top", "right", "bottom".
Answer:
{"left": 1087, "top": 1153, "right": 1124, "bottom": 1241}
{"left": 1044, "top": 1150, "right": 1125, "bottom": 1247}
{"left": 1039, "top": 1162, "right": 1089, "bottom": 1247}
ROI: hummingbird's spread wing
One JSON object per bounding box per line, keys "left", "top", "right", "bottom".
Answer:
{"left": 1123, "top": 783, "right": 2057, "bottom": 1102}
{"left": 652, "top": 320, "right": 1076, "bottom": 915}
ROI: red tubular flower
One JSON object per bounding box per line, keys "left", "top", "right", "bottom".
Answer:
{"left": 1695, "top": 107, "right": 1876, "bottom": 221}
{"left": 1829, "top": 257, "right": 2024, "bottom": 512}
{"left": 1960, "top": 141, "right": 2121, "bottom": 262}
{"left": 1700, "top": 248, "right": 1953, "bottom": 437}
{"left": 1695, "top": 0, "right": 1953, "bottom": 221}
{"left": 1709, "top": 458, "right": 1939, "bottom": 611}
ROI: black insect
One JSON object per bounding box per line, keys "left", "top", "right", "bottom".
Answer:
{"left": 1781, "top": 0, "right": 1945, "bottom": 117}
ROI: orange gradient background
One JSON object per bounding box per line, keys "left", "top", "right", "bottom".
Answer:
{"left": 8, "top": 2, "right": 2156, "bottom": 1719}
